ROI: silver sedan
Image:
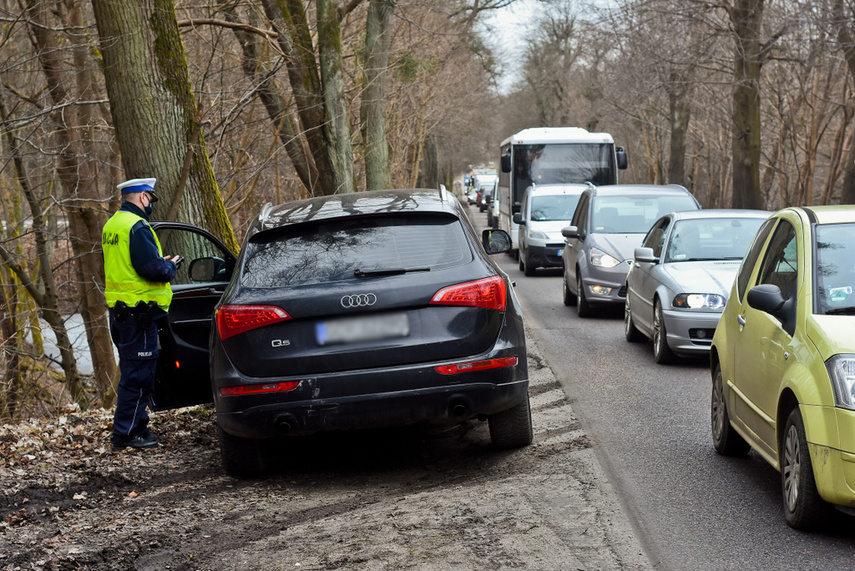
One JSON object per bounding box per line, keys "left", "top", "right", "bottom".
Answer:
{"left": 624, "top": 209, "right": 769, "bottom": 363}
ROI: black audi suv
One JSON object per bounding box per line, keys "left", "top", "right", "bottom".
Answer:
{"left": 151, "top": 188, "right": 532, "bottom": 476}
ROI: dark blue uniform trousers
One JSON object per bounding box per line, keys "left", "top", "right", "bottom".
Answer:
{"left": 109, "top": 309, "right": 159, "bottom": 443}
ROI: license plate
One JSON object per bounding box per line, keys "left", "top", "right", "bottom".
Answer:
{"left": 316, "top": 313, "right": 410, "bottom": 346}
{"left": 557, "top": 249, "right": 563, "bottom": 257}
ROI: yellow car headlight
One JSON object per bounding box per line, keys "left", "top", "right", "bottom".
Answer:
{"left": 827, "top": 354, "right": 855, "bottom": 410}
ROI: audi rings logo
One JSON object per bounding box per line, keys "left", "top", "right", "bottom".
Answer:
{"left": 341, "top": 293, "right": 377, "bottom": 308}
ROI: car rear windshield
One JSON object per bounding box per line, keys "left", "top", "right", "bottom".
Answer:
{"left": 592, "top": 194, "right": 698, "bottom": 233}
{"left": 241, "top": 214, "right": 473, "bottom": 288}
{"left": 531, "top": 194, "right": 581, "bottom": 222}
{"left": 814, "top": 223, "right": 855, "bottom": 315}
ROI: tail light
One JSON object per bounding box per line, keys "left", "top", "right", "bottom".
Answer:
{"left": 435, "top": 356, "right": 518, "bottom": 375}
{"left": 430, "top": 276, "right": 506, "bottom": 311}
{"left": 216, "top": 305, "right": 291, "bottom": 340}
{"left": 220, "top": 381, "right": 300, "bottom": 396}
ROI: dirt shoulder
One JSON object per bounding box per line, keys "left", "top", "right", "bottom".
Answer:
{"left": 1, "top": 338, "right": 651, "bottom": 571}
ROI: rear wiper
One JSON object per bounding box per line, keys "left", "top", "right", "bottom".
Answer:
{"left": 824, "top": 307, "right": 855, "bottom": 315}
{"left": 354, "top": 267, "right": 430, "bottom": 277}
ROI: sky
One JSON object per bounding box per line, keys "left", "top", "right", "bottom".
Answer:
{"left": 477, "top": 0, "right": 619, "bottom": 94}
{"left": 478, "top": 0, "right": 541, "bottom": 94}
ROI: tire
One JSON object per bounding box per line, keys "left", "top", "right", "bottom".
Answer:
{"left": 652, "top": 300, "right": 676, "bottom": 364}
{"left": 624, "top": 295, "right": 645, "bottom": 342}
{"left": 781, "top": 408, "right": 830, "bottom": 530}
{"left": 489, "top": 394, "right": 533, "bottom": 450}
{"left": 711, "top": 366, "right": 751, "bottom": 456}
{"left": 218, "top": 425, "right": 267, "bottom": 477}
{"left": 487, "top": 211, "right": 493, "bottom": 226}
{"left": 523, "top": 251, "right": 536, "bottom": 276}
{"left": 576, "top": 273, "right": 592, "bottom": 317}
{"left": 519, "top": 255, "right": 525, "bottom": 272}
{"left": 562, "top": 273, "right": 577, "bottom": 306}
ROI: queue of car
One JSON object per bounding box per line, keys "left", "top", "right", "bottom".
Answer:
{"left": 491, "top": 178, "right": 855, "bottom": 531}
{"left": 153, "top": 176, "right": 855, "bottom": 530}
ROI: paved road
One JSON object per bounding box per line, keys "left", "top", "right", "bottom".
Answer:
{"left": 469, "top": 206, "right": 855, "bottom": 570}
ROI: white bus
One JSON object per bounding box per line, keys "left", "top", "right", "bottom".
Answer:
{"left": 498, "top": 127, "right": 627, "bottom": 253}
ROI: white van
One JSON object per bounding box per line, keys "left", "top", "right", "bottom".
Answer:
{"left": 513, "top": 184, "right": 586, "bottom": 276}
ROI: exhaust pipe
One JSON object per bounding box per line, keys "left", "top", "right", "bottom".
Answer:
{"left": 448, "top": 398, "right": 471, "bottom": 419}
{"left": 275, "top": 414, "right": 298, "bottom": 435}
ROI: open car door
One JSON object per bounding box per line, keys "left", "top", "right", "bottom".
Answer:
{"left": 150, "top": 222, "right": 237, "bottom": 411}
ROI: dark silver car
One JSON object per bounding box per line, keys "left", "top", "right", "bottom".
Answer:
{"left": 151, "top": 188, "right": 532, "bottom": 476}
{"left": 623, "top": 209, "right": 769, "bottom": 363}
{"left": 561, "top": 184, "right": 701, "bottom": 317}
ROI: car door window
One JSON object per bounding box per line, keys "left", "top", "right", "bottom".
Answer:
{"left": 642, "top": 217, "right": 670, "bottom": 258}
{"left": 736, "top": 218, "right": 776, "bottom": 300}
{"left": 756, "top": 221, "right": 798, "bottom": 300}
{"left": 156, "top": 226, "right": 233, "bottom": 286}
{"left": 573, "top": 194, "right": 589, "bottom": 239}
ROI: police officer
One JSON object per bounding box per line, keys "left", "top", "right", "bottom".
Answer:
{"left": 102, "top": 178, "right": 180, "bottom": 450}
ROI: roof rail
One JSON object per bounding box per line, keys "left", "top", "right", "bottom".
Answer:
{"left": 258, "top": 202, "right": 274, "bottom": 225}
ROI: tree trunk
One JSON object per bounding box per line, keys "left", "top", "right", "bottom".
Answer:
{"left": 318, "top": 0, "right": 355, "bottom": 194}
{"left": 667, "top": 78, "right": 690, "bottom": 187}
{"left": 260, "top": 0, "right": 343, "bottom": 196}
{"left": 0, "top": 90, "right": 88, "bottom": 410}
{"left": 224, "top": 4, "right": 318, "bottom": 195}
{"left": 25, "top": 0, "right": 118, "bottom": 406}
{"left": 361, "top": 0, "right": 395, "bottom": 190}
{"left": 0, "top": 269, "right": 21, "bottom": 420}
{"left": 91, "top": 0, "right": 238, "bottom": 252}
{"left": 729, "top": 0, "right": 765, "bottom": 209}
{"left": 833, "top": 0, "right": 855, "bottom": 204}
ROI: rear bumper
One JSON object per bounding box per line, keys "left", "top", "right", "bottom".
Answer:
{"left": 213, "top": 345, "right": 529, "bottom": 439}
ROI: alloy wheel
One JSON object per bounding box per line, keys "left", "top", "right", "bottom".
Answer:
{"left": 783, "top": 423, "right": 801, "bottom": 513}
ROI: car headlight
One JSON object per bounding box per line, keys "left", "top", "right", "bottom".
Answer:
{"left": 672, "top": 293, "right": 726, "bottom": 309}
{"left": 590, "top": 247, "right": 620, "bottom": 268}
{"left": 528, "top": 230, "right": 549, "bottom": 240}
{"left": 828, "top": 355, "right": 855, "bottom": 410}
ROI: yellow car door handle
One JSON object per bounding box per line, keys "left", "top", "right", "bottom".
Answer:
{"left": 737, "top": 314, "right": 746, "bottom": 326}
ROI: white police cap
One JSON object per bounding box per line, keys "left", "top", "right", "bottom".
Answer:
{"left": 117, "top": 178, "right": 157, "bottom": 196}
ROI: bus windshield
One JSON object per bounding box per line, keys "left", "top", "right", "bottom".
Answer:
{"left": 512, "top": 143, "right": 615, "bottom": 199}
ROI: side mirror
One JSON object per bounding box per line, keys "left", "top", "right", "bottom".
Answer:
{"left": 513, "top": 213, "right": 524, "bottom": 225}
{"left": 501, "top": 154, "right": 511, "bottom": 173}
{"left": 561, "top": 226, "right": 579, "bottom": 239}
{"left": 746, "top": 284, "right": 795, "bottom": 336}
{"left": 616, "top": 147, "right": 628, "bottom": 170}
{"left": 634, "top": 247, "right": 657, "bottom": 263}
{"left": 746, "top": 284, "right": 785, "bottom": 313}
{"left": 482, "top": 229, "right": 511, "bottom": 254}
{"left": 189, "top": 257, "right": 228, "bottom": 282}
{"left": 512, "top": 202, "right": 521, "bottom": 214}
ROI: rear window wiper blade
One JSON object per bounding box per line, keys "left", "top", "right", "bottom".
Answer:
{"left": 824, "top": 306, "right": 855, "bottom": 315}
{"left": 354, "top": 266, "right": 431, "bottom": 277}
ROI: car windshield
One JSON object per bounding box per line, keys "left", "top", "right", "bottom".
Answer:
{"left": 241, "top": 214, "right": 472, "bottom": 288}
{"left": 530, "top": 194, "right": 581, "bottom": 222}
{"left": 591, "top": 194, "right": 698, "bottom": 233}
{"left": 815, "top": 223, "right": 855, "bottom": 315}
{"left": 665, "top": 217, "right": 767, "bottom": 262}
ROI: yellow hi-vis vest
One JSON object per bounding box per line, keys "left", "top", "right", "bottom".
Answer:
{"left": 102, "top": 210, "right": 173, "bottom": 311}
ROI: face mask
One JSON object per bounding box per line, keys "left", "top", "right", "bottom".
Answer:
{"left": 143, "top": 194, "right": 154, "bottom": 217}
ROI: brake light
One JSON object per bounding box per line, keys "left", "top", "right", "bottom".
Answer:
{"left": 219, "top": 381, "right": 300, "bottom": 396}
{"left": 435, "top": 356, "right": 518, "bottom": 375}
{"left": 430, "top": 276, "right": 506, "bottom": 311}
{"left": 216, "top": 304, "right": 291, "bottom": 340}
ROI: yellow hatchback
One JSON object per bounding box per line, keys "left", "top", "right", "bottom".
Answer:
{"left": 710, "top": 205, "right": 855, "bottom": 530}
